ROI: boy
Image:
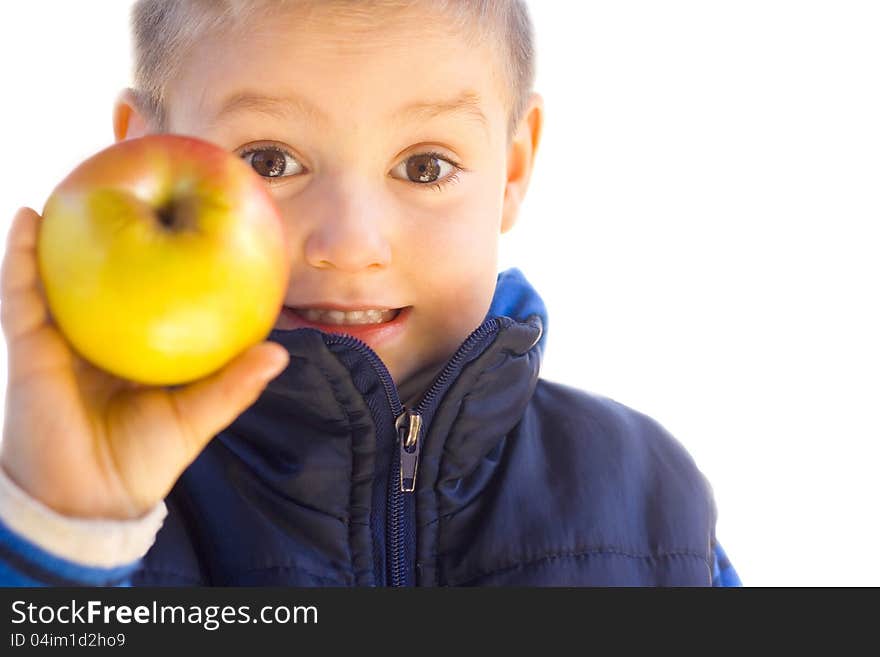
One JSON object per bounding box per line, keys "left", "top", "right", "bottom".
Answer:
{"left": 0, "top": 0, "right": 739, "bottom": 586}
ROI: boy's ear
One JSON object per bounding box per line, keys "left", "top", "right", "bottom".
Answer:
{"left": 501, "top": 91, "right": 544, "bottom": 235}
{"left": 112, "top": 88, "right": 153, "bottom": 142}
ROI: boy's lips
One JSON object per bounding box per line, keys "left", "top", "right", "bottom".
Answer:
{"left": 275, "top": 305, "right": 413, "bottom": 350}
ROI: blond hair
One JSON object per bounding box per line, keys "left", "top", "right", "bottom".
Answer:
{"left": 130, "top": 0, "right": 536, "bottom": 143}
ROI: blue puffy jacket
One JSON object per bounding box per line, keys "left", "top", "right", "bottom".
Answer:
{"left": 0, "top": 268, "right": 740, "bottom": 587}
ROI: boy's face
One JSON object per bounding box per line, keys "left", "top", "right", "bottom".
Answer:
{"left": 125, "top": 6, "right": 541, "bottom": 388}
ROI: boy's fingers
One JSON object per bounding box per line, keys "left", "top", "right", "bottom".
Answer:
{"left": 0, "top": 207, "right": 49, "bottom": 342}
{"left": 166, "top": 342, "right": 290, "bottom": 457}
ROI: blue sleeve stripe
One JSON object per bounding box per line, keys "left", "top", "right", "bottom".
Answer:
{"left": 0, "top": 559, "right": 49, "bottom": 586}
{"left": 0, "top": 517, "right": 138, "bottom": 587}
{"left": 711, "top": 541, "right": 742, "bottom": 587}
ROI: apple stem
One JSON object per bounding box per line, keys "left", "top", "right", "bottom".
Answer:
{"left": 157, "top": 202, "right": 176, "bottom": 229}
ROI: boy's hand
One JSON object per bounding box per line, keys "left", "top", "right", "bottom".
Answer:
{"left": 0, "top": 207, "right": 289, "bottom": 520}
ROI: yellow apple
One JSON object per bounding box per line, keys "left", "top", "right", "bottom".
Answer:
{"left": 37, "top": 134, "right": 290, "bottom": 385}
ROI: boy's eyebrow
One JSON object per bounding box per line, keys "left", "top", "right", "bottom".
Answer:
{"left": 211, "top": 89, "right": 490, "bottom": 137}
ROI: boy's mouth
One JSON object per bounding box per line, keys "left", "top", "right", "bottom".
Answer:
{"left": 286, "top": 306, "right": 403, "bottom": 325}
{"left": 275, "top": 305, "right": 413, "bottom": 349}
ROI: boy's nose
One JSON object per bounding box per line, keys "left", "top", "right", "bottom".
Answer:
{"left": 302, "top": 186, "right": 392, "bottom": 272}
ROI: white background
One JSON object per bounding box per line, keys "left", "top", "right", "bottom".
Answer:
{"left": 1, "top": 1, "right": 878, "bottom": 586}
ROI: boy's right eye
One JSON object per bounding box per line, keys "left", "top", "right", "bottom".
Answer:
{"left": 238, "top": 145, "right": 305, "bottom": 181}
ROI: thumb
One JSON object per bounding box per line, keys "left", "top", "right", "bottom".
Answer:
{"left": 166, "top": 341, "right": 289, "bottom": 456}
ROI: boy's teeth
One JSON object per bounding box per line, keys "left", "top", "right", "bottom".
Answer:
{"left": 295, "top": 308, "right": 399, "bottom": 325}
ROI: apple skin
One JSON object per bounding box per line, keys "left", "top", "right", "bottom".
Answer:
{"left": 37, "top": 134, "right": 290, "bottom": 385}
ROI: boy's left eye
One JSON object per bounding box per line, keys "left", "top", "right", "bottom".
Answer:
{"left": 237, "top": 144, "right": 463, "bottom": 191}
{"left": 389, "top": 152, "right": 462, "bottom": 189}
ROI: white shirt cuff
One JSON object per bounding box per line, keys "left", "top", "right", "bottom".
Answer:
{"left": 0, "top": 465, "right": 166, "bottom": 569}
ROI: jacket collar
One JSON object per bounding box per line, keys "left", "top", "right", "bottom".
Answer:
{"left": 218, "top": 268, "right": 547, "bottom": 505}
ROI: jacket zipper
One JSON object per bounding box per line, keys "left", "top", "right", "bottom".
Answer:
{"left": 323, "top": 315, "right": 511, "bottom": 587}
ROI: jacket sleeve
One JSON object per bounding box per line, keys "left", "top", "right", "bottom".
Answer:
{"left": 0, "top": 466, "right": 166, "bottom": 587}
{"left": 711, "top": 541, "right": 742, "bottom": 587}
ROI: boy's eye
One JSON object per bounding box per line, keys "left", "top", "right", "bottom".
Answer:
{"left": 391, "top": 152, "right": 464, "bottom": 191}
{"left": 393, "top": 153, "right": 454, "bottom": 184}
{"left": 239, "top": 146, "right": 303, "bottom": 179}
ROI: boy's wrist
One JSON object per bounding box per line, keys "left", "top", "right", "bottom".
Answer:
{"left": 0, "top": 463, "right": 166, "bottom": 568}
{"left": 0, "top": 449, "right": 147, "bottom": 521}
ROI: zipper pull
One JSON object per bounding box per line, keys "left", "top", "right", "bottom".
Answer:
{"left": 396, "top": 409, "right": 423, "bottom": 493}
